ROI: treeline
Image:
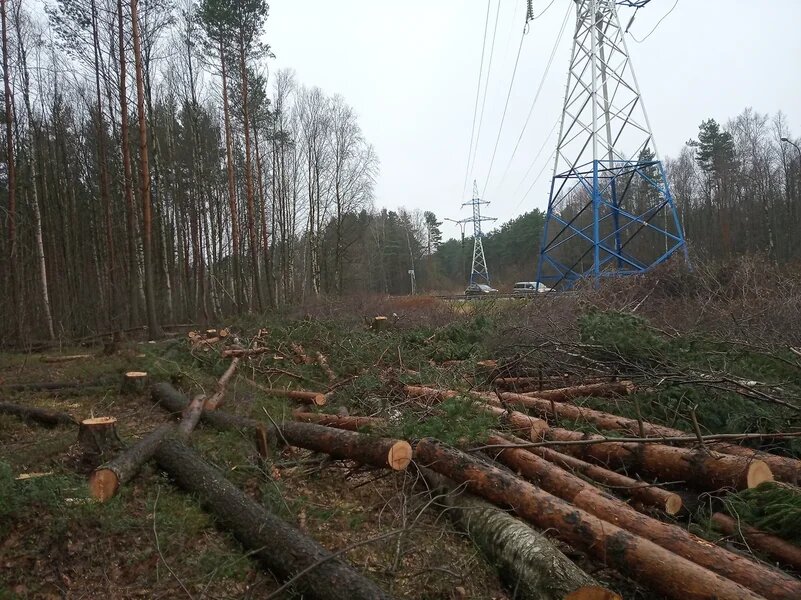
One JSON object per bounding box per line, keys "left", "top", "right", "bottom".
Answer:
{"left": 0, "top": 0, "right": 442, "bottom": 341}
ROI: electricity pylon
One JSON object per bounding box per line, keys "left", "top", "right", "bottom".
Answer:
{"left": 463, "top": 180, "right": 497, "bottom": 286}
{"left": 535, "top": 0, "right": 688, "bottom": 289}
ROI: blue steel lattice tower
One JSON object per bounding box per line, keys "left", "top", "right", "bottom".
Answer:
{"left": 535, "top": 0, "right": 688, "bottom": 288}
{"left": 464, "top": 180, "right": 497, "bottom": 285}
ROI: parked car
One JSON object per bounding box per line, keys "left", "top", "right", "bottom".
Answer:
{"left": 465, "top": 283, "right": 498, "bottom": 296}
{"left": 513, "top": 281, "right": 552, "bottom": 295}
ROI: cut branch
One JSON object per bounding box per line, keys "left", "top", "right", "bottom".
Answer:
{"left": 712, "top": 512, "right": 801, "bottom": 572}
{"left": 0, "top": 402, "right": 77, "bottom": 427}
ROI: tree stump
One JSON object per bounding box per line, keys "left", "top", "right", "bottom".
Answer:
{"left": 370, "top": 316, "right": 388, "bottom": 331}
{"left": 78, "top": 417, "right": 123, "bottom": 463}
{"left": 121, "top": 371, "right": 149, "bottom": 395}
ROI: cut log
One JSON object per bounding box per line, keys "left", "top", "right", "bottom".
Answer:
{"left": 89, "top": 395, "right": 206, "bottom": 502}
{"left": 712, "top": 512, "right": 801, "bottom": 572}
{"left": 221, "top": 347, "right": 271, "bottom": 358}
{"left": 500, "top": 390, "right": 801, "bottom": 484}
{"left": 421, "top": 468, "right": 615, "bottom": 600}
{"left": 154, "top": 437, "right": 391, "bottom": 599}
{"left": 40, "top": 354, "right": 92, "bottom": 363}
{"left": 78, "top": 417, "right": 123, "bottom": 461}
{"left": 487, "top": 435, "right": 801, "bottom": 600}
{"left": 121, "top": 371, "right": 149, "bottom": 395}
{"left": 204, "top": 358, "right": 240, "bottom": 410}
{"left": 494, "top": 375, "right": 608, "bottom": 392}
{"left": 245, "top": 378, "right": 326, "bottom": 406}
{"left": 0, "top": 402, "right": 77, "bottom": 427}
{"left": 414, "top": 438, "right": 764, "bottom": 600}
{"left": 521, "top": 441, "right": 682, "bottom": 514}
{"left": 480, "top": 403, "right": 549, "bottom": 441}
{"left": 292, "top": 411, "right": 384, "bottom": 431}
{"left": 524, "top": 381, "right": 635, "bottom": 402}
{"left": 541, "top": 426, "right": 772, "bottom": 492}
{"left": 152, "top": 383, "right": 410, "bottom": 470}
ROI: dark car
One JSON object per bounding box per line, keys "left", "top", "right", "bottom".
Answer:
{"left": 465, "top": 283, "right": 498, "bottom": 296}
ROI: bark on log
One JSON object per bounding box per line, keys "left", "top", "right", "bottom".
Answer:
{"left": 245, "top": 377, "right": 326, "bottom": 406}
{"left": 414, "top": 438, "right": 763, "bottom": 600}
{"left": 0, "top": 402, "right": 77, "bottom": 427}
{"left": 152, "top": 383, "right": 411, "bottom": 470}
{"left": 89, "top": 395, "right": 207, "bottom": 502}
{"left": 221, "top": 347, "right": 271, "bottom": 358}
{"left": 488, "top": 435, "right": 801, "bottom": 600}
{"left": 500, "top": 390, "right": 801, "bottom": 484}
{"left": 154, "top": 437, "right": 392, "bottom": 599}
{"left": 421, "top": 468, "right": 614, "bottom": 600}
{"left": 292, "top": 411, "right": 384, "bottom": 431}
{"left": 121, "top": 371, "right": 149, "bottom": 395}
{"left": 316, "top": 352, "right": 336, "bottom": 382}
{"left": 712, "top": 512, "right": 801, "bottom": 572}
{"left": 494, "top": 376, "right": 608, "bottom": 393}
{"left": 542, "top": 426, "right": 772, "bottom": 492}
{"left": 480, "top": 404, "right": 549, "bottom": 441}
{"left": 290, "top": 342, "right": 314, "bottom": 365}
{"left": 204, "top": 358, "right": 239, "bottom": 410}
{"left": 0, "top": 379, "right": 114, "bottom": 392}
{"left": 40, "top": 354, "right": 92, "bottom": 363}
{"left": 521, "top": 441, "right": 683, "bottom": 514}
{"left": 524, "top": 381, "right": 635, "bottom": 402}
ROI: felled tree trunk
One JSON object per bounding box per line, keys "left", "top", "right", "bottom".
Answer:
{"left": 40, "top": 354, "right": 92, "bottom": 363}
{"left": 415, "top": 438, "right": 763, "bottom": 600}
{"left": 524, "top": 381, "right": 635, "bottom": 402}
{"left": 542, "top": 427, "right": 772, "bottom": 492}
{"left": 292, "top": 411, "right": 384, "bottom": 431}
{"left": 154, "top": 437, "right": 392, "bottom": 599}
{"left": 499, "top": 390, "right": 801, "bottom": 484}
{"left": 152, "top": 383, "right": 411, "bottom": 470}
{"left": 522, "top": 441, "right": 682, "bottom": 514}
{"left": 0, "top": 402, "right": 77, "bottom": 427}
{"left": 421, "top": 468, "right": 615, "bottom": 600}
{"left": 89, "top": 395, "right": 206, "bottom": 501}
{"left": 487, "top": 435, "right": 801, "bottom": 600}
{"left": 204, "top": 358, "right": 239, "bottom": 410}
{"left": 78, "top": 417, "right": 123, "bottom": 462}
{"left": 121, "top": 371, "right": 149, "bottom": 395}
{"left": 245, "top": 377, "right": 326, "bottom": 406}
{"left": 712, "top": 512, "right": 801, "bottom": 572}
{"left": 480, "top": 404, "right": 549, "bottom": 441}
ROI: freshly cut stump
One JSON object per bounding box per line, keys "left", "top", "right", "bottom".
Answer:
{"left": 78, "top": 417, "right": 123, "bottom": 461}
{"left": 121, "top": 371, "right": 149, "bottom": 395}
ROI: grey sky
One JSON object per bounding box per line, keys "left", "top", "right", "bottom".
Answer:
{"left": 267, "top": 0, "right": 801, "bottom": 242}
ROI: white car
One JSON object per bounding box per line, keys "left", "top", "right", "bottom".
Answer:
{"left": 513, "top": 281, "right": 552, "bottom": 295}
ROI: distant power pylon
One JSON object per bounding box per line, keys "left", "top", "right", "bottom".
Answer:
{"left": 464, "top": 181, "right": 497, "bottom": 285}
{"left": 536, "top": 0, "right": 689, "bottom": 289}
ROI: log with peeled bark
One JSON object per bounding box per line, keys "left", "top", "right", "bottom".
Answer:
{"left": 500, "top": 390, "right": 801, "bottom": 484}
{"left": 712, "top": 512, "right": 801, "bottom": 572}
{"left": 519, "top": 439, "right": 683, "bottom": 514}
{"left": 524, "top": 381, "right": 635, "bottom": 402}
{"left": 0, "top": 402, "right": 77, "bottom": 427}
{"left": 152, "top": 383, "right": 411, "bottom": 470}
{"left": 204, "top": 358, "right": 239, "bottom": 410}
{"left": 244, "top": 377, "right": 326, "bottom": 406}
{"left": 292, "top": 411, "right": 384, "bottom": 431}
{"left": 154, "top": 437, "right": 391, "bottom": 599}
{"left": 89, "top": 395, "right": 207, "bottom": 501}
{"left": 414, "top": 438, "right": 764, "bottom": 600}
{"left": 421, "top": 468, "right": 615, "bottom": 600}
{"left": 540, "top": 426, "right": 772, "bottom": 492}
{"left": 487, "top": 435, "right": 801, "bottom": 600}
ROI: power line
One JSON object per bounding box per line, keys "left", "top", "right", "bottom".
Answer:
{"left": 481, "top": 26, "right": 526, "bottom": 198}
{"left": 493, "top": 2, "right": 572, "bottom": 194}
{"left": 461, "top": 0, "right": 492, "bottom": 199}
{"left": 529, "top": 0, "right": 558, "bottom": 22}
{"left": 466, "top": 0, "right": 501, "bottom": 189}
{"left": 629, "top": 0, "right": 679, "bottom": 43}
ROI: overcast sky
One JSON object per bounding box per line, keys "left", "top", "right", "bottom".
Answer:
{"left": 266, "top": 0, "right": 801, "bottom": 241}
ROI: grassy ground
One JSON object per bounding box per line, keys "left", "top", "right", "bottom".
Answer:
{"left": 2, "top": 287, "right": 800, "bottom": 598}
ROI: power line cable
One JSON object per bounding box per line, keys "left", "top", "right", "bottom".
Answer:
{"left": 461, "top": 0, "right": 492, "bottom": 199}
{"left": 466, "top": 0, "right": 502, "bottom": 190}
{"left": 494, "top": 2, "right": 572, "bottom": 193}
{"left": 481, "top": 26, "right": 527, "bottom": 198}
{"left": 629, "top": 0, "right": 679, "bottom": 43}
